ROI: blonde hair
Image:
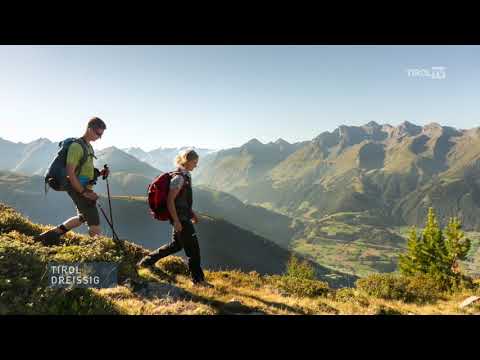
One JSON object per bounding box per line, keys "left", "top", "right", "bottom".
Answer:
{"left": 175, "top": 148, "right": 199, "bottom": 167}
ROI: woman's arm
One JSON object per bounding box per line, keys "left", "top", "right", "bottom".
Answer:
{"left": 167, "top": 187, "right": 182, "bottom": 231}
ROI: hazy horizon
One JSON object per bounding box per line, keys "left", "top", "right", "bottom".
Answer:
{"left": 2, "top": 45, "right": 479, "bottom": 151}
{"left": 1, "top": 118, "right": 479, "bottom": 152}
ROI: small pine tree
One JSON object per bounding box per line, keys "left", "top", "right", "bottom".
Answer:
{"left": 444, "top": 217, "right": 471, "bottom": 273}
{"left": 399, "top": 226, "right": 425, "bottom": 275}
{"left": 286, "top": 256, "right": 316, "bottom": 280}
{"left": 398, "top": 207, "right": 472, "bottom": 290}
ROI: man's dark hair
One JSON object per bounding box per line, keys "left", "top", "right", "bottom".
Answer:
{"left": 87, "top": 117, "right": 107, "bottom": 130}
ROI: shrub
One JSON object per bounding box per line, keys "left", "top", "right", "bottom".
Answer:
{"left": 373, "top": 305, "right": 403, "bottom": 315}
{"left": 285, "top": 256, "right": 316, "bottom": 280}
{"left": 334, "top": 288, "right": 370, "bottom": 307}
{"left": 276, "top": 276, "right": 330, "bottom": 298}
{"left": 269, "top": 256, "right": 330, "bottom": 298}
{"left": 356, "top": 273, "right": 442, "bottom": 304}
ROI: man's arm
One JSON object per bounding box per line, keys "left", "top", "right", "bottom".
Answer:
{"left": 65, "top": 143, "right": 98, "bottom": 201}
{"left": 66, "top": 164, "right": 98, "bottom": 201}
{"left": 66, "top": 164, "right": 85, "bottom": 194}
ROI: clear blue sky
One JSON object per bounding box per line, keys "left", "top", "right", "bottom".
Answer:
{"left": 1, "top": 45, "right": 479, "bottom": 151}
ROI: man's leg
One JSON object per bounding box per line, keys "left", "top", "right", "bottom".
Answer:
{"left": 88, "top": 225, "right": 102, "bottom": 237}
{"left": 50, "top": 215, "right": 84, "bottom": 234}
{"left": 66, "top": 187, "right": 102, "bottom": 238}
{"left": 34, "top": 215, "right": 85, "bottom": 245}
{"left": 35, "top": 187, "right": 97, "bottom": 244}
{"left": 83, "top": 204, "right": 101, "bottom": 237}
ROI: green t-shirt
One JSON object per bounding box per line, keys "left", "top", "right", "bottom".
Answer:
{"left": 66, "top": 141, "right": 95, "bottom": 189}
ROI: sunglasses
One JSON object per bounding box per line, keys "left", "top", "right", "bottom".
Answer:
{"left": 92, "top": 127, "right": 104, "bottom": 138}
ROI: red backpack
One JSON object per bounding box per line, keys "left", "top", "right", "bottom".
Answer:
{"left": 147, "top": 171, "right": 188, "bottom": 221}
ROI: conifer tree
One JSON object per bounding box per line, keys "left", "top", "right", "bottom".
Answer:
{"left": 398, "top": 207, "right": 471, "bottom": 289}
{"left": 444, "top": 217, "right": 471, "bottom": 273}
{"left": 399, "top": 226, "right": 424, "bottom": 275}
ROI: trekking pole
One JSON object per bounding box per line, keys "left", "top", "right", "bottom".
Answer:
{"left": 97, "top": 201, "right": 122, "bottom": 244}
{"left": 103, "top": 164, "right": 114, "bottom": 235}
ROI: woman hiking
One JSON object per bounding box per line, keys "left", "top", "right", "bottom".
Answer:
{"left": 137, "top": 149, "right": 212, "bottom": 288}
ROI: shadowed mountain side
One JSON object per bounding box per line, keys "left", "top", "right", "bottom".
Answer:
{"left": 106, "top": 197, "right": 353, "bottom": 287}
{"left": 193, "top": 186, "right": 299, "bottom": 249}
{"left": 0, "top": 171, "right": 76, "bottom": 227}
{"left": 0, "top": 173, "right": 352, "bottom": 287}
{"left": 0, "top": 170, "right": 301, "bottom": 250}
{"left": 94, "top": 172, "right": 153, "bottom": 197}
{"left": 94, "top": 147, "right": 161, "bottom": 179}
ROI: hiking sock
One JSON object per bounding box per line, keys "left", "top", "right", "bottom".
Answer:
{"left": 57, "top": 224, "right": 70, "bottom": 235}
{"left": 137, "top": 255, "right": 156, "bottom": 268}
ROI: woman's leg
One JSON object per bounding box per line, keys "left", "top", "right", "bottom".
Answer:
{"left": 178, "top": 221, "right": 205, "bottom": 283}
{"left": 137, "top": 226, "right": 183, "bottom": 267}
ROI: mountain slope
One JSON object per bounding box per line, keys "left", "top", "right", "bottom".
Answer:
{"left": 11, "top": 138, "right": 59, "bottom": 176}
{"left": 94, "top": 147, "right": 160, "bottom": 178}
{"left": 0, "top": 137, "right": 59, "bottom": 176}
{"left": 102, "top": 196, "right": 351, "bottom": 285}
{"left": 0, "top": 137, "right": 27, "bottom": 170}
{"left": 93, "top": 147, "right": 162, "bottom": 196}
{"left": 1, "top": 203, "right": 478, "bottom": 315}
{"left": 193, "top": 186, "right": 298, "bottom": 249}
{"left": 194, "top": 138, "right": 307, "bottom": 193}
{"left": 0, "top": 173, "right": 351, "bottom": 286}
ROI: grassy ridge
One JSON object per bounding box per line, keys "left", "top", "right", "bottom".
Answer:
{"left": 1, "top": 203, "right": 480, "bottom": 315}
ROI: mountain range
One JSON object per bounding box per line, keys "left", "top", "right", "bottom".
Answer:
{"left": 0, "top": 137, "right": 59, "bottom": 176}
{"left": 123, "top": 146, "right": 216, "bottom": 172}
{"left": 2, "top": 121, "right": 480, "bottom": 278}
{"left": 194, "top": 121, "right": 480, "bottom": 231}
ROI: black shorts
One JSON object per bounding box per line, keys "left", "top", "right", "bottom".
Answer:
{"left": 66, "top": 186, "right": 100, "bottom": 226}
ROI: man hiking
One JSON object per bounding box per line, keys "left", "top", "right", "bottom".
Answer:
{"left": 35, "top": 117, "right": 109, "bottom": 244}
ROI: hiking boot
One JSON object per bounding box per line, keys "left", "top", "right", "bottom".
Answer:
{"left": 136, "top": 256, "right": 157, "bottom": 269}
{"left": 33, "top": 229, "right": 62, "bottom": 246}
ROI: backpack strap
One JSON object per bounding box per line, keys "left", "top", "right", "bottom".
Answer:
{"left": 74, "top": 137, "right": 93, "bottom": 177}
{"left": 169, "top": 170, "right": 190, "bottom": 194}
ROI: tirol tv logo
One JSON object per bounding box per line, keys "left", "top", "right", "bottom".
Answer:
{"left": 406, "top": 66, "right": 447, "bottom": 79}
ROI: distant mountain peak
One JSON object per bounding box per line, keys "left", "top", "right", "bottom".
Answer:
{"left": 394, "top": 121, "right": 422, "bottom": 137}
{"left": 99, "top": 146, "right": 120, "bottom": 153}
{"left": 243, "top": 138, "right": 264, "bottom": 147}
{"left": 30, "top": 137, "right": 52, "bottom": 145}
{"left": 399, "top": 120, "right": 417, "bottom": 128}
{"left": 423, "top": 122, "right": 442, "bottom": 129}
{"left": 124, "top": 146, "right": 145, "bottom": 152}
{"left": 274, "top": 138, "right": 290, "bottom": 146}
{"left": 364, "top": 121, "right": 380, "bottom": 128}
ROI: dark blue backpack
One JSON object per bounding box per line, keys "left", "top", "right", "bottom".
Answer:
{"left": 44, "top": 138, "right": 90, "bottom": 192}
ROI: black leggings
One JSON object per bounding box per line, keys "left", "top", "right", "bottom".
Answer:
{"left": 148, "top": 220, "right": 205, "bottom": 283}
